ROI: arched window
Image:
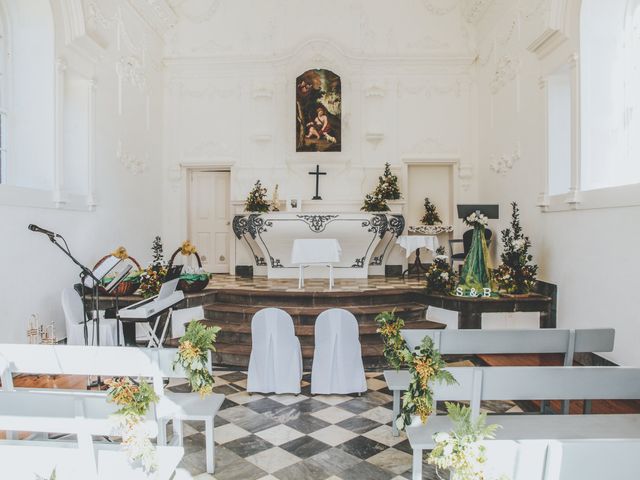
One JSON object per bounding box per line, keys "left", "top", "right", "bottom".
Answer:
{"left": 581, "top": 0, "right": 640, "bottom": 191}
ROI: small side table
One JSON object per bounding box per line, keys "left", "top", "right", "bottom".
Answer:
{"left": 396, "top": 235, "right": 439, "bottom": 278}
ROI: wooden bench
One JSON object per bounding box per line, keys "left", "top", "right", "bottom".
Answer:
{"left": 0, "top": 389, "right": 183, "bottom": 480}
{"left": 384, "top": 328, "right": 614, "bottom": 435}
{"left": 407, "top": 366, "right": 640, "bottom": 479}
{"left": 0, "top": 343, "right": 224, "bottom": 474}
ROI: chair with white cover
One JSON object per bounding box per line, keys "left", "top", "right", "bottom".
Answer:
{"left": 247, "top": 308, "right": 303, "bottom": 394}
{"left": 171, "top": 306, "right": 205, "bottom": 339}
{"left": 311, "top": 308, "right": 367, "bottom": 395}
{"left": 61, "top": 287, "right": 121, "bottom": 346}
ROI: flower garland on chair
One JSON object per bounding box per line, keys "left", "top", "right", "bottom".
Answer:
{"left": 173, "top": 321, "right": 221, "bottom": 397}
{"left": 375, "top": 311, "right": 412, "bottom": 370}
{"left": 105, "top": 377, "right": 159, "bottom": 473}
{"left": 397, "top": 336, "right": 456, "bottom": 430}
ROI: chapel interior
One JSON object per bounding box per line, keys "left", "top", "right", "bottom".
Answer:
{"left": 0, "top": 0, "right": 638, "bottom": 479}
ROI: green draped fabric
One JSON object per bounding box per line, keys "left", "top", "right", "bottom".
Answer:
{"left": 456, "top": 225, "right": 494, "bottom": 296}
{"left": 180, "top": 273, "right": 209, "bottom": 284}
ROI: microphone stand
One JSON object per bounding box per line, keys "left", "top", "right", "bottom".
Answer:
{"left": 46, "top": 234, "right": 104, "bottom": 389}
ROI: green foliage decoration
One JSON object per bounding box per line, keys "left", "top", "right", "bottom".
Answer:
{"left": 375, "top": 311, "right": 412, "bottom": 370}
{"left": 494, "top": 202, "right": 538, "bottom": 294}
{"left": 174, "top": 321, "right": 221, "bottom": 397}
{"left": 397, "top": 336, "right": 457, "bottom": 431}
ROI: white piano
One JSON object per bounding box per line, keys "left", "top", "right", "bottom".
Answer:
{"left": 119, "top": 279, "right": 184, "bottom": 347}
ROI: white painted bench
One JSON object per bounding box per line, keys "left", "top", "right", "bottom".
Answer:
{"left": 384, "top": 328, "right": 615, "bottom": 435}
{"left": 0, "top": 389, "right": 183, "bottom": 480}
{"left": 0, "top": 343, "right": 224, "bottom": 474}
{"left": 407, "top": 366, "right": 640, "bottom": 479}
{"left": 464, "top": 438, "right": 640, "bottom": 480}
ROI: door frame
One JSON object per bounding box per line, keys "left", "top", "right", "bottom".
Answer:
{"left": 183, "top": 163, "right": 233, "bottom": 274}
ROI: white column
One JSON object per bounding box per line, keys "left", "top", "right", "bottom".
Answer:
{"left": 87, "top": 78, "right": 97, "bottom": 209}
{"left": 53, "top": 58, "right": 66, "bottom": 206}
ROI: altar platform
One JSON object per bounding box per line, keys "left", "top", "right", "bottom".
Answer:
{"left": 98, "top": 276, "right": 555, "bottom": 368}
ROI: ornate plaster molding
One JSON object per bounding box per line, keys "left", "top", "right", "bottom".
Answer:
{"left": 117, "top": 141, "right": 147, "bottom": 175}
{"left": 461, "top": 0, "right": 495, "bottom": 24}
{"left": 490, "top": 56, "right": 520, "bottom": 94}
{"left": 421, "top": 0, "right": 458, "bottom": 16}
{"left": 127, "top": 0, "right": 178, "bottom": 39}
{"left": 168, "top": 0, "right": 221, "bottom": 23}
{"left": 489, "top": 148, "right": 521, "bottom": 175}
{"left": 116, "top": 56, "right": 148, "bottom": 91}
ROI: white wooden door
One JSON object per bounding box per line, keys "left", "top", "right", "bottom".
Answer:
{"left": 189, "top": 171, "right": 230, "bottom": 273}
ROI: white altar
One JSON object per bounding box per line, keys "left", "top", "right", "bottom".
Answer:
{"left": 233, "top": 212, "right": 405, "bottom": 279}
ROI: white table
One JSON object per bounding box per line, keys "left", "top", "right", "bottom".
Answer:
{"left": 291, "top": 238, "right": 342, "bottom": 289}
{"left": 396, "top": 234, "right": 439, "bottom": 277}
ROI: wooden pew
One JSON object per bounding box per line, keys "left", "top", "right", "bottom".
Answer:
{"left": 0, "top": 344, "right": 224, "bottom": 474}
{"left": 384, "top": 328, "right": 614, "bottom": 435}
{"left": 0, "top": 389, "right": 183, "bottom": 480}
{"left": 407, "top": 366, "right": 640, "bottom": 480}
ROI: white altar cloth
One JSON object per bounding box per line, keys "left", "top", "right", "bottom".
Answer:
{"left": 396, "top": 235, "right": 439, "bottom": 257}
{"left": 291, "top": 239, "right": 342, "bottom": 264}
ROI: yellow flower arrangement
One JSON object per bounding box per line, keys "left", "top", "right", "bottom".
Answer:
{"left": 397, "top": 336, "right": 457, "bottom": 431}
{"left": 180, "top": 240, "right": 197, "bottom": 256}
{"left": 112, "top": 246, "right": 129, "bottom": 260}
{"left": 376, "top": 311, "right": 412, "bottom": 371}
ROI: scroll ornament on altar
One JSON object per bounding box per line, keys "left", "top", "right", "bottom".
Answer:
{"left": 455, "top": 211, "right": 496, "bottom": 297}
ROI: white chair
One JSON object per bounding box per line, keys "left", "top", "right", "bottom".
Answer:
{"left": 311, "top": 308, "right": 367, "bottom": 395}
{"left": 247, "top": 308, "right": 303, "bottom": 394}
{"left": 171, "top": 306, "right": 205, "bottom": 339}
{"left": 61, "top": 287, "right": 121, "bottom": 346}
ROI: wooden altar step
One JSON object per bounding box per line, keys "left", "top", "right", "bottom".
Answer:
{"left": 203, "top": 302, "right": 427, "bottom": 325}
{"left": 211, "top": 288, "right": 417, "bottom": 307}
{"left": 206, "top": 319, "right": 445, "bottom": 369}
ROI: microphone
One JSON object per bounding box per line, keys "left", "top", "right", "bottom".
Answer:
{"left": 28, "top": 224, "right": 59, "bottom": 237}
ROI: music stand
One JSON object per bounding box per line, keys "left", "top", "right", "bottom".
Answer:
{"left": 104, "top": 264, "right": 133, "bottom": 346}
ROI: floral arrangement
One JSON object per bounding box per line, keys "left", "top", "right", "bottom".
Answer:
{"left": 494, "top": 202, "right": 538, "bottom": 294}
{"left": 428, "top": 403, "right": 501, "bottom": 480}
{"left": 244, "top": 180, "right": 271, "bottom": 213}
{"left": 425, "top": 247, "right": 458, "bottom": 295}
{"left": 376, "top": 311, "right": 412, "bottom": 370}
{"left": 112, "top": 246, "right": 129, "bottom": 260}
{"left": 463, "top": 210, "right": 489, "bottom": 228}
{"left": 376, "top": 162, "right": 401, "bottom": 201}
{"left": 180, "top": 240, "right": 197, "bottom": 256}
{"left": 139, "top": 236, "right": 167, "bottom": 298}
{"left": 397, "top": 336, "right": 457, "bottom": 430}
{"left": 421, "top": 197, "right": 442, "bottom": 225}
{"left": 361, "top": 191, "right": 390, "bottom": 212}
{"left": 105, "top": 377, "right": 159, "bottom": 473}
{"left": 174, "top": 321, "right": 221, "bottom": 397}
{"left": 361, "top": 162, "right": 401, "bottom": 212}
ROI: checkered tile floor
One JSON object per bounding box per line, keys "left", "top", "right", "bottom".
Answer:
{"left": 170, "top": 369, "right": 523, "bottom": 480}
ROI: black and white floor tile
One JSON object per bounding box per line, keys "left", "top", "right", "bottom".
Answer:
{"left": 170, "top": 369, "right": 523, "bottom": 480}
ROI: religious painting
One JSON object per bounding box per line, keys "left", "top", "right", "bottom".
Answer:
{"left": 296, "top": 69, "right": 341, "bottom": 152}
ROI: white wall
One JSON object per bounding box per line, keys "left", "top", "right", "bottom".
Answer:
{"left": 0, "top": 0, "right": 165, "bottom": 342}
{"left": 161, "top": 0, "right": 481, "bottom": 252}
{"left": 475, "top": 0, "right": 639, "bottom": 365}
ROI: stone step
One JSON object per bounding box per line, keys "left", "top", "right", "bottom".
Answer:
{"left": 206, "top": 319, "right": 445, "bottom": 346}
{"left": 203, "top": 302, "right": 427, "bottom": 325}
{"left": 212, "top": 288, "right": 417, "bottom": 307}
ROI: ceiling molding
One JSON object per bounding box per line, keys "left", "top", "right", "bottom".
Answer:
{"left": 127, "top": 0, "right": 178, "bottom": 40}
{"left": 526, "top": 0, "right": 570, "bottom": 59}
{"left": 59, "top": 0, "right": 106, "bottom": 61}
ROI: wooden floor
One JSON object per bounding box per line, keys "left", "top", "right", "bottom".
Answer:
{"left": 6, "top": 354, "right": 640, "bottom": 416}
{"left": 478, "top": 353, "right": 640, "bottom": 415}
